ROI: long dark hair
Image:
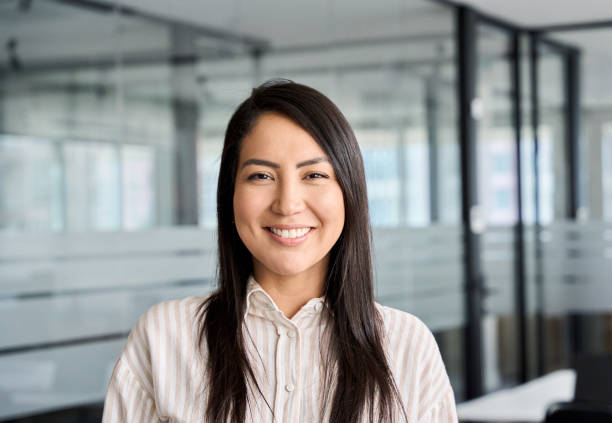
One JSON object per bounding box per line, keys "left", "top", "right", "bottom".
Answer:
{"left": 197, "top": 80, "right": 406, "bottom": 422}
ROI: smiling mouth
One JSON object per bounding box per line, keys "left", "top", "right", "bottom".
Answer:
{"left": 266, "top": 227, "right": 313, "bottom": 239}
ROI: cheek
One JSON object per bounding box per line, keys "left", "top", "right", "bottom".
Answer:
{"left": 314, "top": 187, "right": 345, "bottom": 232}
{"left": 233, "top": 186, "right": 267, "bottom": 229}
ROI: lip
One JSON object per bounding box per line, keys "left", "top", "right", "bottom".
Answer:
{"left": 266, "top": 224, "right": 314, "bottom": 230}
{"left": 265, "top": 226, "right": 315, "bottom": 246}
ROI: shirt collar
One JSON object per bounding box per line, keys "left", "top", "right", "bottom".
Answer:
{"left": 244, "top": 275, "right": 327, "bottom": 324}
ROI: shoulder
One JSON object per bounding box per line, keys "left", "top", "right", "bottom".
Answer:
{"left": 375, "top": 303, "right": 455, "bottom": 419}
{"left": 375, "top": 302, "right": 434, "bottom": 348}
{"left": 140, "top": 295, "right": 209, "bottom": 327}
{"left": 123, "top": 296, "right": 206, "bottom": 374}
{"left": 135, "top": 294, "right": 216, "bottom": 357}
{"left": 132, "top": 295, "right": 209, "bottom": 345}
{"left": 120, "top": 295, "right": 210, "bottom": 388}
{"left": 375, "top": 302, "right": 442, "bottom": 371}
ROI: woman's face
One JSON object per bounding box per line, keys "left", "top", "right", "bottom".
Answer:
{"left": 233, "top": 112, "right": 345, "bottom": 281}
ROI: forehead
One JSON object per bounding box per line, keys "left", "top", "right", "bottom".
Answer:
{"left": 239, "top": 112, "right": 326, "bottom": 161}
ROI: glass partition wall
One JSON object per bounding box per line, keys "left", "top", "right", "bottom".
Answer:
{"left": 535, "top": 26, "right": 612, "bottom": 374}
{"left": 454, "top": 8, "right": 612, "bottom": 399}
{"left": 0, "top": 2, "right": 176, "bottom": 232}
{"left": 475, "top": 22, "right": 521, "bottom": 392}
{"left": 1, "top": 0, "right": 610, "bottom": 420}
{"left": 0, "top": 1, "right": 467, "bottom": 420}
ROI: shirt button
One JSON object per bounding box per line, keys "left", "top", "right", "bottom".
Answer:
{"left": 285, "top": 383, "right": 295, "bottom": 392}
{"left": 287, "top": 331, "right": 296, "bottom": 338}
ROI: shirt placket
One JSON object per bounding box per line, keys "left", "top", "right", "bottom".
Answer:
{"left": 272, "top": 320, "right": 300, "bottom": 422}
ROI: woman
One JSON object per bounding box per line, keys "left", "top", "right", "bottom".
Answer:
{"left": 102, "top": 80, "right": 457, "bottom": 422}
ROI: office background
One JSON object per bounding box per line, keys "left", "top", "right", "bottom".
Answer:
{"left": 0, "top": 0, "right": 611, "bottom": 421}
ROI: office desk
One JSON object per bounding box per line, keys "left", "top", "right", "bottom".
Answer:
{"left": 457, "top": 369, "right": 575, "bottom": 422}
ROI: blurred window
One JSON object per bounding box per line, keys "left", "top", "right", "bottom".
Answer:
{"left": 122, "top": 144, "right": 156, "bottom": 230}
{"left": 198, "top": 137, "right": 223, "bottom": 229}
{"left": 0, "top": 135, "right": 62, "bottom": 232}
{"left": 358, "top": 129, "right": 401, "bottom": 227}
{"left": 63, "top": 141, "right": 120, "bottom": 231}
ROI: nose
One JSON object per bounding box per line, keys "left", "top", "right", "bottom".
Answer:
{"left": 271, "top": 178, "right": 304, "bottom": 215}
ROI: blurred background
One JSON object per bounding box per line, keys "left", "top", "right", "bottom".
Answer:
{"left": 0, "top": 0, "right": 611, "bottom": 421}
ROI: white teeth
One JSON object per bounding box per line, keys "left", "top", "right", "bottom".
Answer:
{"left": 270, "top": 227, "right": 311, "bottom": 239}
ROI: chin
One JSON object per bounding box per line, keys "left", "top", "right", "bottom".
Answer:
{"left": 267, "top": 263, "right": 310, "bottom": 277}
{"left": 257, "top": 256, "right": 312, "bottom": 277}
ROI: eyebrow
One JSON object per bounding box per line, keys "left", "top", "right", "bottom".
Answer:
{"left": 240, "top": 157, "right": 329, "bottom": 169}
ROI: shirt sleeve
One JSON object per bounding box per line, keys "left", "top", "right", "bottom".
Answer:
{"left": 418, "top": 388, "right": 458, "bottom": 423}
{"left": 102, "top": 357, "right": 161, "bottom": 422}
{"left": 377, "top": 304, "right": 459, "bottom": 423}
{"left": 413, "top": 318, "right": 458, "bottom": 423}
{"left": 101, "top": 302, "right": 164, "bottom": 423}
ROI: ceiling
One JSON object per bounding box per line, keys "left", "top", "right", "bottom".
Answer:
{"left": 109, "top": 0, "right": 453, "bottom": 48}
{"left": 450, "top": 0, "right": 612, "bottom": 28}
{"left": 1, "top": 0, "right": 611, "bottom": 109}
{"left": 110, "top": 0, "right": 612, "bottom": 35}
{"left": 3, "top": 0, "right": 612, "bottom": 60}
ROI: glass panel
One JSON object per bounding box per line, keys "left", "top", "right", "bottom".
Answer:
{"left": 549, "top": 29, "right": 612, "bottom": 222}
{"left": 0, "top": 135, "right": 62, "bottom": 232}
{"left": 63, "top": 141, "right": 120, "bottom": 231}
{"left": 537, "top": 41, "right": 573, "bottom": 374}
{"left": 198, "top": 137, "right": 223, "bottom": 229}
{"left": 538, "top": 28, "right": 612, "bottom": 370}
{"left": 404, "top": 127, "right": 431, "bottom": 226}
{"left": 0, "top": 2, "right": 178, "bottom": 420}
{"left": 476, "top": 22, "right": 519, "bottom": 391}
{"left": 537, "top": 44, "right": 567, "bottom": 224}
{"left": 359, "top": 128, "right": 402, "bottom": 227}
{"left": 0, "top": 2, "right": 172, "bottom": 232}
{"left": 122, "top": 144, "right": 156, "bottom": 230}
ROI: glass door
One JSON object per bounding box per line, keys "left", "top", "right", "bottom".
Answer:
{"left": 475, "top": 22, "right": 521, "bottom": 392}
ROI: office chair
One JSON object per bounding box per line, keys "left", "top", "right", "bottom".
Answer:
{"left": 545, "top": 401, "right": 612, "bottom": 423}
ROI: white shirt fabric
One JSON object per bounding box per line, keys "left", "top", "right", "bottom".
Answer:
{"left": 102, "top": 277, "right": 458, "bottom": 422}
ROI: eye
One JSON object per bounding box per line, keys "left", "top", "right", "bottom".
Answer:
{"left": 247, "top": 172, "right": 273, "bottom": 181}
{"left": 306, "top": 172, "right": 328, "bottom": 179}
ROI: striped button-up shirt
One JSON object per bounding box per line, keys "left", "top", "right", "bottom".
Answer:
{"left": 102, "top": 277, "right": 458, "bottom": 422}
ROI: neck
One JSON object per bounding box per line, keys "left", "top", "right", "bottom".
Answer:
{"left": 253, "top": 263, "right": 326, "bottom": 319}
